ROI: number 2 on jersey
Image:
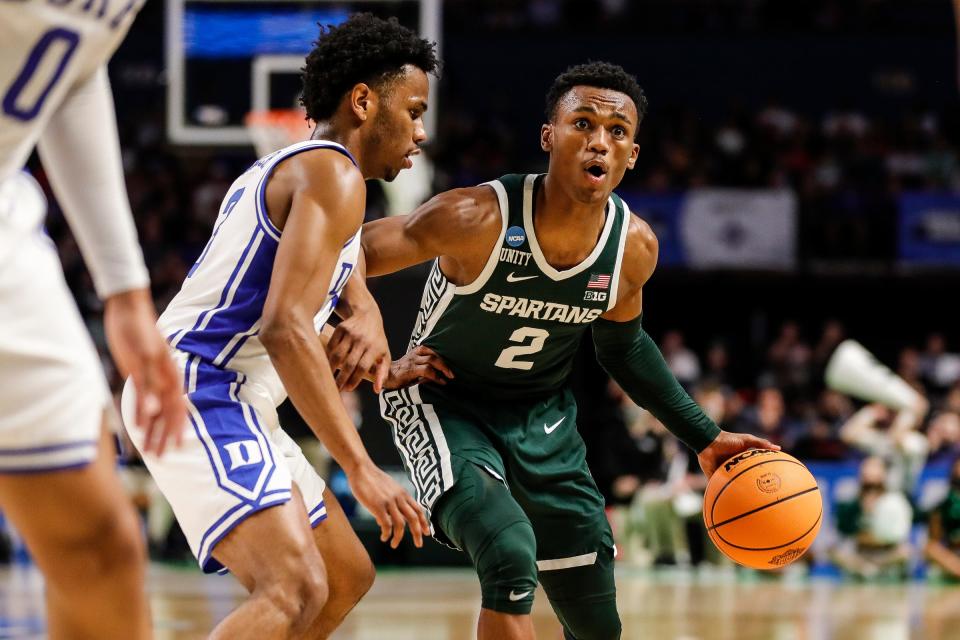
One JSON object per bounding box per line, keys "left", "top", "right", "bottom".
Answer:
{"left": 495, "top": 327, "right": 549, "bottom": 371}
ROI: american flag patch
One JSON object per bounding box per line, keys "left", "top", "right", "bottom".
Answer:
{"left": 586, "top": 273, "right": 611, "bottom": 290}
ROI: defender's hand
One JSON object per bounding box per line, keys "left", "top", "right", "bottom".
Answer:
{"left": 104, "top": 288, "right": 186, "bottom": 457}
{"left": 347, "top": 461, "right": 430, "bottom": 548}
{"left": 697, "top": 431, "right": 780, "bottom": 478}
{"left": 327, "top": 308, "right": 391, "bottom": 393}
{"left": 385, "top": 346, "right": 454, "bottom": 390}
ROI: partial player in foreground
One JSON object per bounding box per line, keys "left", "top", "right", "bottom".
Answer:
{"left": 120, "top": 15, "right": 439, "bottom": 638}
{"left": 0, "top": 0, "right": 186, "bottom": 638}
{"left": 356, "top": 62, "right": 778, "bottom": 639}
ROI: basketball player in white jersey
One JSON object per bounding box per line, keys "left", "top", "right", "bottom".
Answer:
{"left": 119, "top": 14, "right": 439, "bottom": 637}
{"left": 0, "top": 0, "right": 186, "bottom": 638}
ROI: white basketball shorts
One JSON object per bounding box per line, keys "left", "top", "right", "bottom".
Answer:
{"left": 0, "top": 172, "right": 109, "bottom": 472}
{"left": 120, "top": 349, "right": 327, "bottom": 574}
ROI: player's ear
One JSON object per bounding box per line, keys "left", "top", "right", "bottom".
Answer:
{"left": 626, "top": 142, "right": 640, "bottom": 170}
{"left": 350, "top": 83, "right": 374, "bottom": 122}
{"left": 541, "top": 123, "right": 553, "bottom": 152}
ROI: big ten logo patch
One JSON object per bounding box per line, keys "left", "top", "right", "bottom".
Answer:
{"left": 584, "top": 290, "right": 607, "bottom": 302}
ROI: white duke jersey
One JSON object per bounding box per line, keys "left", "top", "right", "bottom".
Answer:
{"left": 0, "top": 0, "right": 143, "bottom": 180}
{"left": 158, "top": 140, "right": 361, "bottom": 408}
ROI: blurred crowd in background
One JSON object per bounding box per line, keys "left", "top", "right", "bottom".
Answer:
{"left": 12, "top": 0, "right": 960, "bottom": 579}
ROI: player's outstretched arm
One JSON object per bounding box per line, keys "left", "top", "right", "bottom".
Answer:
{"left": 592, "top": 216, "right": 777, "bottom": 477}
{"left": 361, "top": 186, "right": 501, "bottom": 277}
{"left": 36, "top": 66, "right": 186, "bottom": 455}
{"left": 261, "top": 151, "right": 428, "bottom": 547}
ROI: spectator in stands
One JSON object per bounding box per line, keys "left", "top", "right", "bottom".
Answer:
{"left": 926, "top": 412, "right": 960, "bottom": 465}
{"left": 702, "top": 341, "right": 732, "bottom": 388}
{"left": 925, "top": 458, "right": 960, "bottom": 582}
{"left": 792, "top": 418, "right": 847, "bottom": 460}
{"left": 791, "top": 389, "right": 851, "bottom": 460}
{"left": 840, "top": 402, "right": 929, "bottom": 493}
{"left": 661, "top": 330, "right": 701, "bottom": 389}
{"left": 625, "top": 385, "right": 728, "bottom": 567}
{"left": 766, "top": 321, "right": 813, "bottom": 396}
{"left": 818, "top": 389, "right": 855, "bottom": 430}
{"left": 898, "top": 347, "right": 924, "bottom": 391}
{"left": 831, "top": 456, "right": 913, "bottom": 580}
{"left": 812, "top": 319, "right": 846, "bottom": 373}
{"left": 920, "top": 334, "right": 960, "bottom": 395}
{"left": 944, "top": 383, "right": 960, "bottom": 414}
{"left": 736, "top": 385, "right": 795, "bottom": 449}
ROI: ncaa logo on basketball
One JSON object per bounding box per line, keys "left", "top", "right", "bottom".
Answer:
{"left": 505, "top": 226, "right": 526, "bottom": 247}
{"left": 757, "top": 472, "right": 781, "bottom": 493}
{"left": 723, "top": 448, "right": 777, "bottom": 472}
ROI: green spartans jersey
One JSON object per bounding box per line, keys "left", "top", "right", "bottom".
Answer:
{"left": 409, "top": 173, "right": 631, "bottom": 399}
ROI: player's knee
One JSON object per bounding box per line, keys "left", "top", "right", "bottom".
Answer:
{"left": 249, "top": 530, "right": 330, "bottom": 631}
{"left": 336, "top": 550, "right": 375, "bottom": 606}
{"left": 259, "top": 560, "right": 329, "bottom": 633}
{"left": 71, "top": 501, "right": 146, "bottom": 581}
{"left": 475, "top": 520, "right": 538, "bottom": 614}
{"left": 561, "top": 602, "right": 621, "bottom": 640}
{"left": 353, "top": 553, "right": 376, "bottom": 600}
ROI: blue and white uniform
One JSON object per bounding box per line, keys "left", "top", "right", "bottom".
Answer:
{"left": 120, "top": 140, "right": 361, "bottom": 573}
{"left": 0, "top": 0, "right": 147, "bottom": 472}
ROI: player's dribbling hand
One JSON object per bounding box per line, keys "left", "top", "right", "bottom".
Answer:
{"left": 697, "top": 430, "right": 780, "bottom": 478}
{"left": 347, "top": 460, "right": 431, "bottom": 548}
{"left": 327, "top": 307, "right": 391, "bottom": 394}
{"left": 384, "top": 346, "right": 455, "bottom": 390}
{"left": 104, "top": 288, "right": 186, "bottom": 457}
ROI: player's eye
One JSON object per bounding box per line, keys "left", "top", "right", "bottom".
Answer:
{"left": 574, "top": 118, "right": 590, "bottom": 130}
{"left": 612, "top": 126, "right": 626, "bottom": 138}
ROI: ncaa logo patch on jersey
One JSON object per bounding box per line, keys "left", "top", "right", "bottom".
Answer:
{"left": 505, "top": 226, "right": 526, "bottom": 247}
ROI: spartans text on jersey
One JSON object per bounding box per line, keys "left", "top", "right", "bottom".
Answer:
{"left": 479, "top": 293, "right": 603, "bottom": 324}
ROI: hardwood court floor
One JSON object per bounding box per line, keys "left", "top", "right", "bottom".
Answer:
{"left": 3, "top": 565, "right": 960, "bottom": 639}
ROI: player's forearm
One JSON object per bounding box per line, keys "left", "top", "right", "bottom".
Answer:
{"left": 262, "top": 319, "right": 372, "bottom": 472}
{"left": 335, "top": 249, "right": 378, "bottom": 319}
{"left": 839, "top": 407, "right": 879, "bottom": 445}
{"left": 36, "top": 66, "right": 149, "bottom": 298}
{"left": 891, "top": 404, "right": 926, "bottom": 440}
{"left": 592, "top": 315, "right": 720, "bottom": 452}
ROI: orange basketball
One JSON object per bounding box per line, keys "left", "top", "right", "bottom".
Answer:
{"left": 703, "top": 449, "right": 822, "bottom": 570}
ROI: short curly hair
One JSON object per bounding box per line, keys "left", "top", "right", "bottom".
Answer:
{"left": 301, "top": 13, "right": 439, "bottom": 121}
{"left": 545, "top": 62, "right": 648, "bottom": 137}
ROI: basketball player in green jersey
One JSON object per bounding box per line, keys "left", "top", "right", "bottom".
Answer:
{"left": 344, "top": 62, "right": 778, "bottom": 640}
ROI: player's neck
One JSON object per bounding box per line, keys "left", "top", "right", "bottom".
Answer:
{"left": 538, "top": 174, "right": 608, "bottom": 229}
{"left": 310, "top": 122, "right": 365, "bottom": 176}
